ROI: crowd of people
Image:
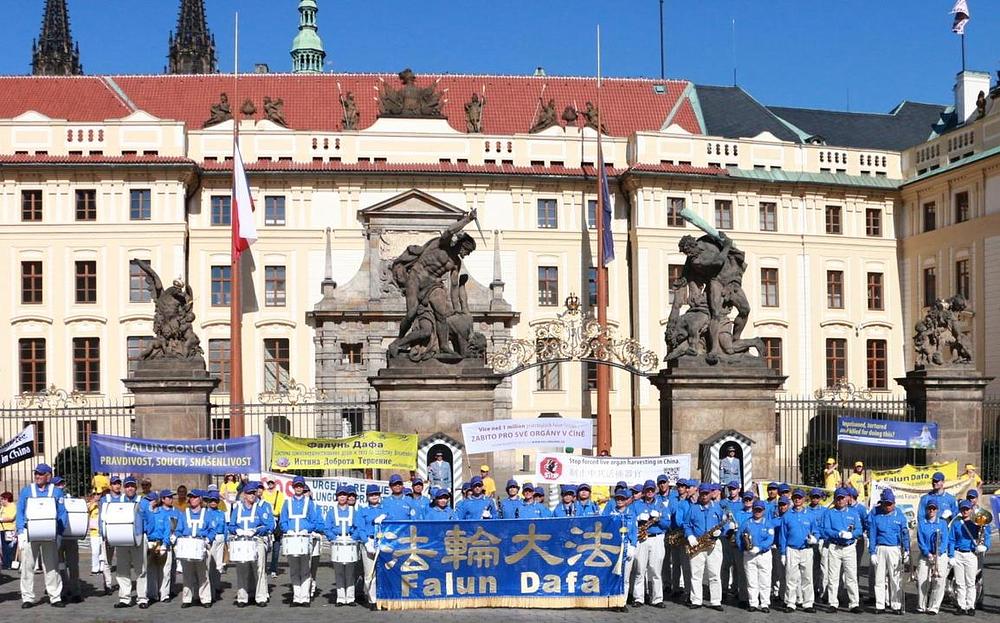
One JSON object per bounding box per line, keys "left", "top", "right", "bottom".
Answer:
{"left": 3, "top": 462, "right": 995, "bottom": 615}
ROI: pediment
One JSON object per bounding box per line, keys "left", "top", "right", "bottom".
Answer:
{"left": 119, "top": 110, "right": 162, "bottom": 123}
{"left": 359, "top": 189, "right": 467, "bottom": 229}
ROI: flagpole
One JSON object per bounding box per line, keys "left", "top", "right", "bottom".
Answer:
{"left": 229, "top": 11, "right": 246, "bottom": 438}
{"left": 595, "top": 24, "right": 611, "bottom": 456}
{"left": 961, "top": 33, "right": 966, "bottom": 72}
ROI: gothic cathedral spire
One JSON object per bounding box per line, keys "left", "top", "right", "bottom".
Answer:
{"left": 32, "top": 0, "right": 83, "bottom": 75}
{"left": 167, "top": 0, "right": 217, "bottom": 74}
{"left": 291, "top": 0, "right": 326, "bottom": 74}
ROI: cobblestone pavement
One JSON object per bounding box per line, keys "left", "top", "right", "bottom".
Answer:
{"left": 1, "top": 553, "right": 998, "bottom": 623}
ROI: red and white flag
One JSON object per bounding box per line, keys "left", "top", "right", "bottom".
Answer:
{"left": 951, "top": 0, "right": 970, "bottom": 35}
{"left": 231, "top": 137, "right": 257, "bottom": 261}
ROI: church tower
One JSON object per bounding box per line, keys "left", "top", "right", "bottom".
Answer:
{"left": 32, "top": 0, "right": 83, "bottom": 75}
{"left": 291, "top": 0, "right": 326, "bottom": 74}
{"left": 167, "top": 0, "right": 217, "bottom": 74}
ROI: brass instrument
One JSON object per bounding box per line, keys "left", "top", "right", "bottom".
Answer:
{"left": 973, "top": 507, "right": 993, "bottom": 548}
{"left": 930, "top": 529, "right": 941, "bottom": 581}
{"left": 741, "top": 527, "right": 753, "bottom": 552}
{"left": 637, "top": 513, "right": 650, "bottom": 543}
{"left": 688, "top": 519, "right": 726, "bottom": 556}
{"left": 665, "top": 528, "right": 685, "bottom": 547}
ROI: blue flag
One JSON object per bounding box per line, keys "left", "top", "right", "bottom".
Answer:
{"left": 597, "top": 143, "right": 614, "bottom": 265}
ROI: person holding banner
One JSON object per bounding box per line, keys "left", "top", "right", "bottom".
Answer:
{"left": 738, "top": 498, "right": 774, "bottom": 612}
{"left": 577, "top": 483, "right": 601, "bottom": 516}
{"left": 869, "top": 488, "right": 908, "bottom": 614}
{"left": 228, "top": 482, "right": 275, "bottom": 608}
{"left": 175, "top": 489, "right": 220, "bottom": 608}
{"left": 458, "top": 476, "right": 497, "bottom": 520}
{"left": 425, "top": 488, "right": 458, "bottom": 520}
{"left": 820, "top": 487, "right": 863, "bottom": 613}
{"left": 108, "top": 476, "right": 146, "bottom": 609}
{"left": 608, "top": 486, "right": 638, "bottom": 612}
{"left": 325, "top": 485, "right": 361, "bottom": 606}
{"left": 279, "top": 476, "right": 323, "bottom": 607}
{"left": 357, "top": 484, "right": 389, "bottom": 610}
{"left": 53, "top": 477, "right": 82, "bottom": 604}
{"left": 17, "top": 464, "right": 66, "bottom": 609}
{"left": 632, "top": 479, "right": 668, "bottom": 608}
{"left": 1, "top": 491, "right": 16, "bottom": 569}
{"left": 915, "top": 500, "right": 949, "bottom": 614}
{"left": 383, "top": 474, "right": 418, "bottom": 520}
{"left": 552, "top": 485, "right": 577, "bottom": 517}
{"left": 499, "top": 479, "right": 521, "bottom": 518}
{"left": 950, "top": 499, "right": 990, "bottom": 615}
{"left": 685, "top": 483, "right": 725, "bottom": 610}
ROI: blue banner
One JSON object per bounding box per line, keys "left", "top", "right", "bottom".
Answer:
{"left": 375, "top": 516, "right": 627, "bottom": 609}
{"left": 90, "top": 434, "right": 261, "bottom": 474}
{"left": 837, "top": 417, "right": 937, "bottom": 449}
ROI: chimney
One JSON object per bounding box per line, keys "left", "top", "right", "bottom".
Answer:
{"left": 954, "top": 70, "right": 990, "bottom": 124}
{"left": 254, "top": 63, "right": 270, "bottom": 74}
{"left": 533, "top": 66, "right": 546, "bottom": 77}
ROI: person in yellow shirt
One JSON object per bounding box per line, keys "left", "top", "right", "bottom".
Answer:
{"left": 85, "top": 492, "right": 103, "bottom": 576}
{"left": 963, "top": 464, "right": 983, "bottom": 492}
{"left": 220, "top": 474, "right": 240, "bottom": 507}
{"left": 846, "top": 461, "right": 867, "bottom": 498}
{"left": 1, "top": 491, "right": 16, "bottom": 569}
{"left": 480, "top": 465, "right": 497, "bottom": 498}
{"left": 823, "top": 458, "right": 840, "bottom": 491}
{"left": 91, "top": 472, "right": 110, "bottom": 495}
{"left": 175, "top": 484, "right": 189, "bottom": 510}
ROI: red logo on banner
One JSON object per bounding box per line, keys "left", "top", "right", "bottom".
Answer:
{"left": 539, "top": 456, "right": 562, "bottom": 480}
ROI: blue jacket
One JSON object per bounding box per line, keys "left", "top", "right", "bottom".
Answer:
{"left": 606, "top": 505, "right": 637, "bottom": 546}
{"left": 807, "top": 504, "right": 829, "bottom": 529}
{"left": 177, "top": 506, "right": 223, "bottom": 541}
{"left": 737, "top": 516, "right": 775, "bottom": 552}
{"left": 323, "top": 504, "right": 360, "bottom": 541}
{"left": 16, "top": 483, "right": 67, "bottom": 534}
{"left": 916, "top": 518, "right": 949, "bottom": 557}
{"left": 778, "top": 506, "right": 817, "bottom": 554}
{"left": 671, "top": 497, "right": 692, "bottom": 529}
{"left": 206, "top": 508, "right": 227, "bottom": 540}
{"left": 950, "top": 518, "right": 991, "bottom": 553}
{"left": 575, "top": 499, "right": 601, "bottom": 517}
{"left": 227, "top": 500, "right": 275, "bottom": 537}
{"left": 355, "top": 502, "right": 388, "bottom": 542}
{"left": 552, "top": 502, "right": 579, "bottom": 518}
{"left": 821, "top": 506, "right": 862, "bottom": 546}
{"left": 499, "top": 497, "right": 522, "bottom": 519}
{"left": 684, "top": 501, "right": 724, "bottom": 539}
{"left": 517, "top": 502, "right": 551, "bottom": 519}
{"left": 279, "top": 495, "right": 324, "bottom": 534}
{"left": 918, "top": 492, "right": 959, "bottom": 523}
{"left": 382, "top": 494, "right": 418, "bottom": 520}
{"left": 632, "top": 498, "right": 669, "bottom": 536}
{"left": 409, "top": 495, "right": 431, "bottom": 519}
{"left": 868, "top": 506, "right": 909, "bottom": 554}
{"left": 730, "top": 505, "right": 753, "bottom": 536}
{"left": 458, "top": 495, "right": 497, "bottom": 520}
{"left": 424, "top": 506, "right": 459, "bottom": 521}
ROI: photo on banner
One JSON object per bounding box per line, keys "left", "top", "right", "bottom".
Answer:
{"left": 270, "top": 430, "right": 417, "bottom": 471}
{"left": 837, "top": 416, "right": 937, "bottom": 449}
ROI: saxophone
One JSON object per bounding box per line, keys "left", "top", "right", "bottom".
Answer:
{"left": 741, "top": 527, "right": 753, "bottom": 552}
{"left": 637, "top": 513, "right": 650, "bottom": 543}
{"left": 930, "top": 529, "right": 940, "bottom": 580}
{"left": 688, "top": 519, "right": 726, "bottom": 556}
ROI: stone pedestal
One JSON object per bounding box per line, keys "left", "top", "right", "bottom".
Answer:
{"left": 896, "top": 367, "right": 994, "bottom": 469}
{"left": 370, "top": 358, "right": 512, "bottom": 483}
{"left": 122, "top": 358, "right": 219, "bottom": 490}
{"left": 649, "top": 362, "right": 785, "bottom": 481}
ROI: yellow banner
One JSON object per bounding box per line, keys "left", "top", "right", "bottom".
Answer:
{"left": 270, "top": 431, "right": 417, "bottom": 471}
{"left": 869, "top": 461, "right": 958, "bottom": 489}
{"left": 869, "top": 475, "right": 975, "bottom": 521}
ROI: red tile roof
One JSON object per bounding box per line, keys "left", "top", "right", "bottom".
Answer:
{"left": 200, "top": 159, "right": 628, "bottom": 178}
{"left": 0, "top": 154, "right": 194, "bottom": 165}
{"left": 0, "top": 74, "right": 701, "bottom": 137}
{"left": 628, "top": 163, "right": 729, "bottom": 176}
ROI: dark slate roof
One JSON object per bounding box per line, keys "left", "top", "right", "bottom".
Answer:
{"left": 766, "top": 101, "right": 952, "bottom": 151}
{"left": 693, "top": 85, "right": 801, "bottom": 143}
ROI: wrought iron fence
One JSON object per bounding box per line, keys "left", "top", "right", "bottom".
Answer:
{"left": 983, "top": 395, "right": 1000, "bottom": 487}
{"left": 0, "top": 387, "right": 134, "bottom": 496}
{"left": 775, "top": 388, "right": 916, "bottom": 486}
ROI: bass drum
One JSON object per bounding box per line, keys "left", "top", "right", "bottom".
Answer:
{"left": 62, "top": 498, "right": 89, "bottom": 539}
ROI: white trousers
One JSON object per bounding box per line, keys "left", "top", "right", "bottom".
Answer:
{"left": 743, "top": 551, "right": 772, "bottom": 608}
{"left": 115, "top": 544, "right": 147, "bottom": 604}
{"left": 20, "top": 539, "right": 63, "bottom": 603}
{"left": 689, "top": 539, "right": 722, "bottom": 606}
{"left": 825, "top": 543, "right": 858, "bottom": 609}
{"left": 362, "top": 549, "right": 378, "bottom": 604}
{"left": 181, "top": 558, "right": 212, "bottom": 604}
{"left": 100, "top": 542, "right": 115, "bottom": 589}
{"left": 784, "top": 547, "right": 814, "bottom": 609}
{"left": 89, "top": 535, "right": 103, "bottom": 573}
{"left": 234, "top": 541, "right": 269, "bottom": 604}
{"left": 145, "top": 549, "right": 173, "bottom": 601}
{"left": 288, "top": 553, "right": 312, "bottom": 603}
{"left": 208, "top": 535, "right": 224, "bottom": 594}
{"left": 873, "top": 545, "right": 902, "bottom": 610}
{"left": 813, "top": 542, "right": 827, "bottom": 599}
{"left": 633, "top": 534, "right": 664, "bottom": 604}
{"left": 953, "top": 551, "right": 978, "bottom": 611}
{"left": 916, "top": 553, "right": 947, "bottom": 612}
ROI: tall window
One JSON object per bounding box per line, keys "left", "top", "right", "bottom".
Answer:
{"left": 25, "top": 420, "right": 45, "bottom": 454}
{"left": 129, "top": 260, "right": 152, "bottom": 303}
{"left": 923, "top": 267, "right": 937, "bottom": 307}
{"left": 825, "top": 338, "right": 847, "bottom": 388}
{"left": 263, "top": 338, "right": 290, "bottom": 392}
{"left": 341, "top": 343, "right": 363, "bottom": 364}
{"left": 211, "top": 265, "right": 231, "bottom": 306}
{"left": 866, "top": 272, "right": 884, "bottom": 310}
{"left": 264, "top": 265, "right": 286, "bottom": 307}
{"left": 923, "top": 202, "right": 936, "bottom": 232}
{"left": 211, "top": 418, "right": 232, "bottom": 440}
{"left": 955, "top": 259, "right": 970, "bottom": 299}
{"left": 537, "top": 198, "right": 557, "bottom": 229}
{"left": 75, "top": 260, "right": 97, "bottom": 304}
{"left": 211, "top": 195, "right": 231, "bottom": 226}
{"left": 538, "top": 266, "right": 558, "bottom": 306}
{"left": 537, "top": 362, "right": 561, "bottom": 391}
{"left": 126, "top": 336, "right": 153, "bottom": 378}
{"left": 759, "top": 202, "right": 777, "bottom": 232}
{"left": 954, "top": 191, "right": 969, "bottom": 224}
{"left": 667, "top": 197, "right": 685, "bottom": 227}
{"left": 825, "top": 205, "right": 842, "bottom": 234}
{"left": 21, "top": 190, "right": 43, "bottom": 222}
{"left": 826, "top": 270, "right": 844, "bottom": 309}
{"left": 18, "top": 338, "right": 46, "bottom": 394}
{"left": 668, "top": 264, "right": 684, "bottom": 303}
{"left": 208, "top": 339, "right": 231, "bottom": 392}
{"left": 72, "top": 337, "right": 100, "bottom": 393}
{"left": 341, "top": 408, "right": 365, "bottom": 436}
{"left": 77, "top": 420, "right": 98, "bottom": 446}
{"left": 264, "top": 195, "right": 286, "bottom": 226}
{"left": 587, "top": 267, "right": 598, "bottom": 306}
{"left": 865, "top": 208, "right": 882, "bottom": 237}
{"left": 586, "top": 199, "right": 597, "bottom": 229}
{"left": 715, "top": 199, "right": 733, "bottom": 230}
{"left": 129, "top": 189, "right": 151, "bottom": 220}
{"left": 75, "top": 189, "right": 96, "bottom": 221}
{"left": 585, "top": 362, "right": 612, "bottom": 391}
{"left": 866, "top": 339, "right": 887, "bottom": 390}
{"left": 21, "top": 260, "right": 43, "bottom": 304}
{"left": 762, "top": 337, "right": 782, "bottom": 374}
{"left": 760, "top": 268, "right": 779, "bottom": 307}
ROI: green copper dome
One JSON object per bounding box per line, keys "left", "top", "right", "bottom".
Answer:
{"left": 292, "top": 28, "right": 324, "bottom": 53}
{"left": 291, "top": 0, "right": 325, "bottom": 73}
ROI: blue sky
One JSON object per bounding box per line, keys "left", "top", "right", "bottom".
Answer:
{"left": 5, "top": 1, "right": 1000, "bottom": 113}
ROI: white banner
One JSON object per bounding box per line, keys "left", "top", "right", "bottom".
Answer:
{"left": 533, "top": 453, "right": 691, "bottom": 486}
{"left": 0, "top": 424, "right": 35, "bottom": 469}
{"left": 462, "top": 418, "right": 594, "bottom": 454}
{"left": 260, "top": 471, "right": 390, "bottom": 509}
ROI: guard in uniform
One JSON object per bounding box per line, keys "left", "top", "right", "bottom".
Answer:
{"left": 109, "top": 476, "right": 145, "bottom": 609}
{"left": 552, "top": 486, "right": 578, "bottom": 517}
{"left": 820, "top": 487, "right": 862, "bottom": 613}
{"left": 499, "top": 479, "right": 521, "bottom": 518}
{"left": 685, "top": 483, "right": 725, "bottom": 610}
{"left": 915, "top": 500, "right": 949, "bottom": 614}
{"left": 176, "top": 489, "right": 220, "bottom": 608}
{"left": 737, "top": 498, "right": 774, "bottom": 612}
{"left": 425, "top": 488, "right": 458, "bottom": 520}
{"left": 16, "top": 463, "right": 66, "bottom": 609}
{"left": 52, "top": 477, "right": 82, "bottom": 604}
{"left": 950, "top": 499, "right": 990, "bottom": 615}
{"left": 869, "top": 488, "right": 908, "bottom": 614}
{"left": 779, "top": 489, "right": 819, "bottom": 612}
{"left": 631, "top": 479, "right": 667, "bottom": 607}
{"left": 325, "top": 485, "right": 361, "bottom": 607}
{"left": 427, "top": 452, "right": 452, "bottom": 492}
{"left": 228, "top": 482, "right": 275, "bottom": 608}
{"left": 576, "top": 483, "right": 600, "bottom": 516}
{"left": 608, "top": 487, "right": 638, "bottom": 613}
{"left": 279, "top": 476, "right": 323, "bottom": 607}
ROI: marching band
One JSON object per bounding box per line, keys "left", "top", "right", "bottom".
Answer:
{"left": 11, "top": 461, "right": 996, "bottom": 615}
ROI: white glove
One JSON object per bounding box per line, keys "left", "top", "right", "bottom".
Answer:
{"left": 807, "top": 534, "right": 817, "bottom": 545}
{"left": 311, "top": 532, "right": 323, "bottom": 539}
{"left": 781, "top": 554, "right": 787, "bottom": 567}
{"left": 383, "top": 531, "right": 397, "bottom": 540}
{"left": 627, "top": 544, "right": 637, "bottom": 559}
{"left": 839, "top": 530, "right": 852, "bottom": 540}
{"left": 169, "top": 535, "right": 177, "bottom": 544}
{"left": 948, "top": 557, "right": 956, "bottom": 568}
{"left": 364, "top": 539, "right": 375, "bottom": 556}
{"left": 976, "top": 544, "right": 987, "bottom": 554}
{"left": 903, "top": 551, "right": 910, "bottom": 565}
{"left": 650, "top": 510, "right": 661, "bottom": 521}
{"left": 942, "top": 509, "right": 952, "bottom": 519}
{"left": 687, "top": 535, "right": 699, "bottom": 548}
{"left": 728, "top": 522, "right": 737, "bottom": 532}
{"left": 373, "top": 514, "right": 386, "bottom": 525}
{"left": 711, "top": 529, "right": 722, "bottom": 538}
{"left": 481, "top": 509, "right": 492, "bottom": 519}
{"left": 818, "top": 539, "right": 825, "bottom": 547}
{"left": 750, "top": 546, "right": 760, "bottom": 555}
{"left": 637, "top": 512, "right": 650, "bottom": 523}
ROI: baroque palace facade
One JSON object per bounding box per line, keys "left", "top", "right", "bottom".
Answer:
{"left": 1, "top": 66, "right": 998, "bottom": 462}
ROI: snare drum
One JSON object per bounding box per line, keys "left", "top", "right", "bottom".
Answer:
{"left": 228, "top": 537, "right": 258, "bottom": 563}
{"left": 330, "top": 537, "right": 359, "bottom": 564}
{"left": 282, "top": 534, "right": 311, "bottom": 557}
{"left": 175, "top": 536, "right": 207, "bottom": 561}
{"left": 62, "top": 498, "right": 89, "bottom": 539}
{"left": 25, "top": 498, "right": 58, "bottom": 543}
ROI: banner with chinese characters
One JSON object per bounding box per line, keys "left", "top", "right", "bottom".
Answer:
{"left": 375, "top": 517, "right": 627, "bottom": 609}
{"left": 269, "top": 431, "right": 417, "bottom": 471}
{"left": 534, "top": 453, "right": 691, "bottom": 486}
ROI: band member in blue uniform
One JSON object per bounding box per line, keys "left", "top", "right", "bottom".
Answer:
{"left": 738, "top": 499, "right": 775, "bottom": 612}
{"left": 820, "top": 487, "right": 863, "bottom": 613}
{"left": 176, "top": 489, "right": 222, "bottom": 608}
{"left": 324, "top": 485, "right": 361, "bottom": 607}
{"left": 915, "top": 500, "right": 949, "bottom": 614}
{"left": 950, "top": 499, "right": 990, "bottom": 615}
{"left": 499, "top": 479, "right": 521, "bottom": 518}
{"left": 16, "top": 463, "right": 67, "bottom": 609}
{"left": 685, "top": 483, "right": 725, "bottom": 610}
{"left": 425, "top": 488, "right": 458, "bottom": 521}
{"left": 868, "top": 488, "right": 908, "bottom": 614}
{"left": 227, "top": 482, "right": 275, "bottom": 608}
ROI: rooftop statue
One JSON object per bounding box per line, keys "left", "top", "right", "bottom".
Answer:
{"left": 530, "top": 97, "right": 558, "bottom": 133}
{"left": 263, "top": 96, "right": 287, "bottom": 126}
{"left": 203, "top": 92, "right": 232, "bottom": 127}
{"left": 378, "top": 68, "right": 445, "bottom": 118}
